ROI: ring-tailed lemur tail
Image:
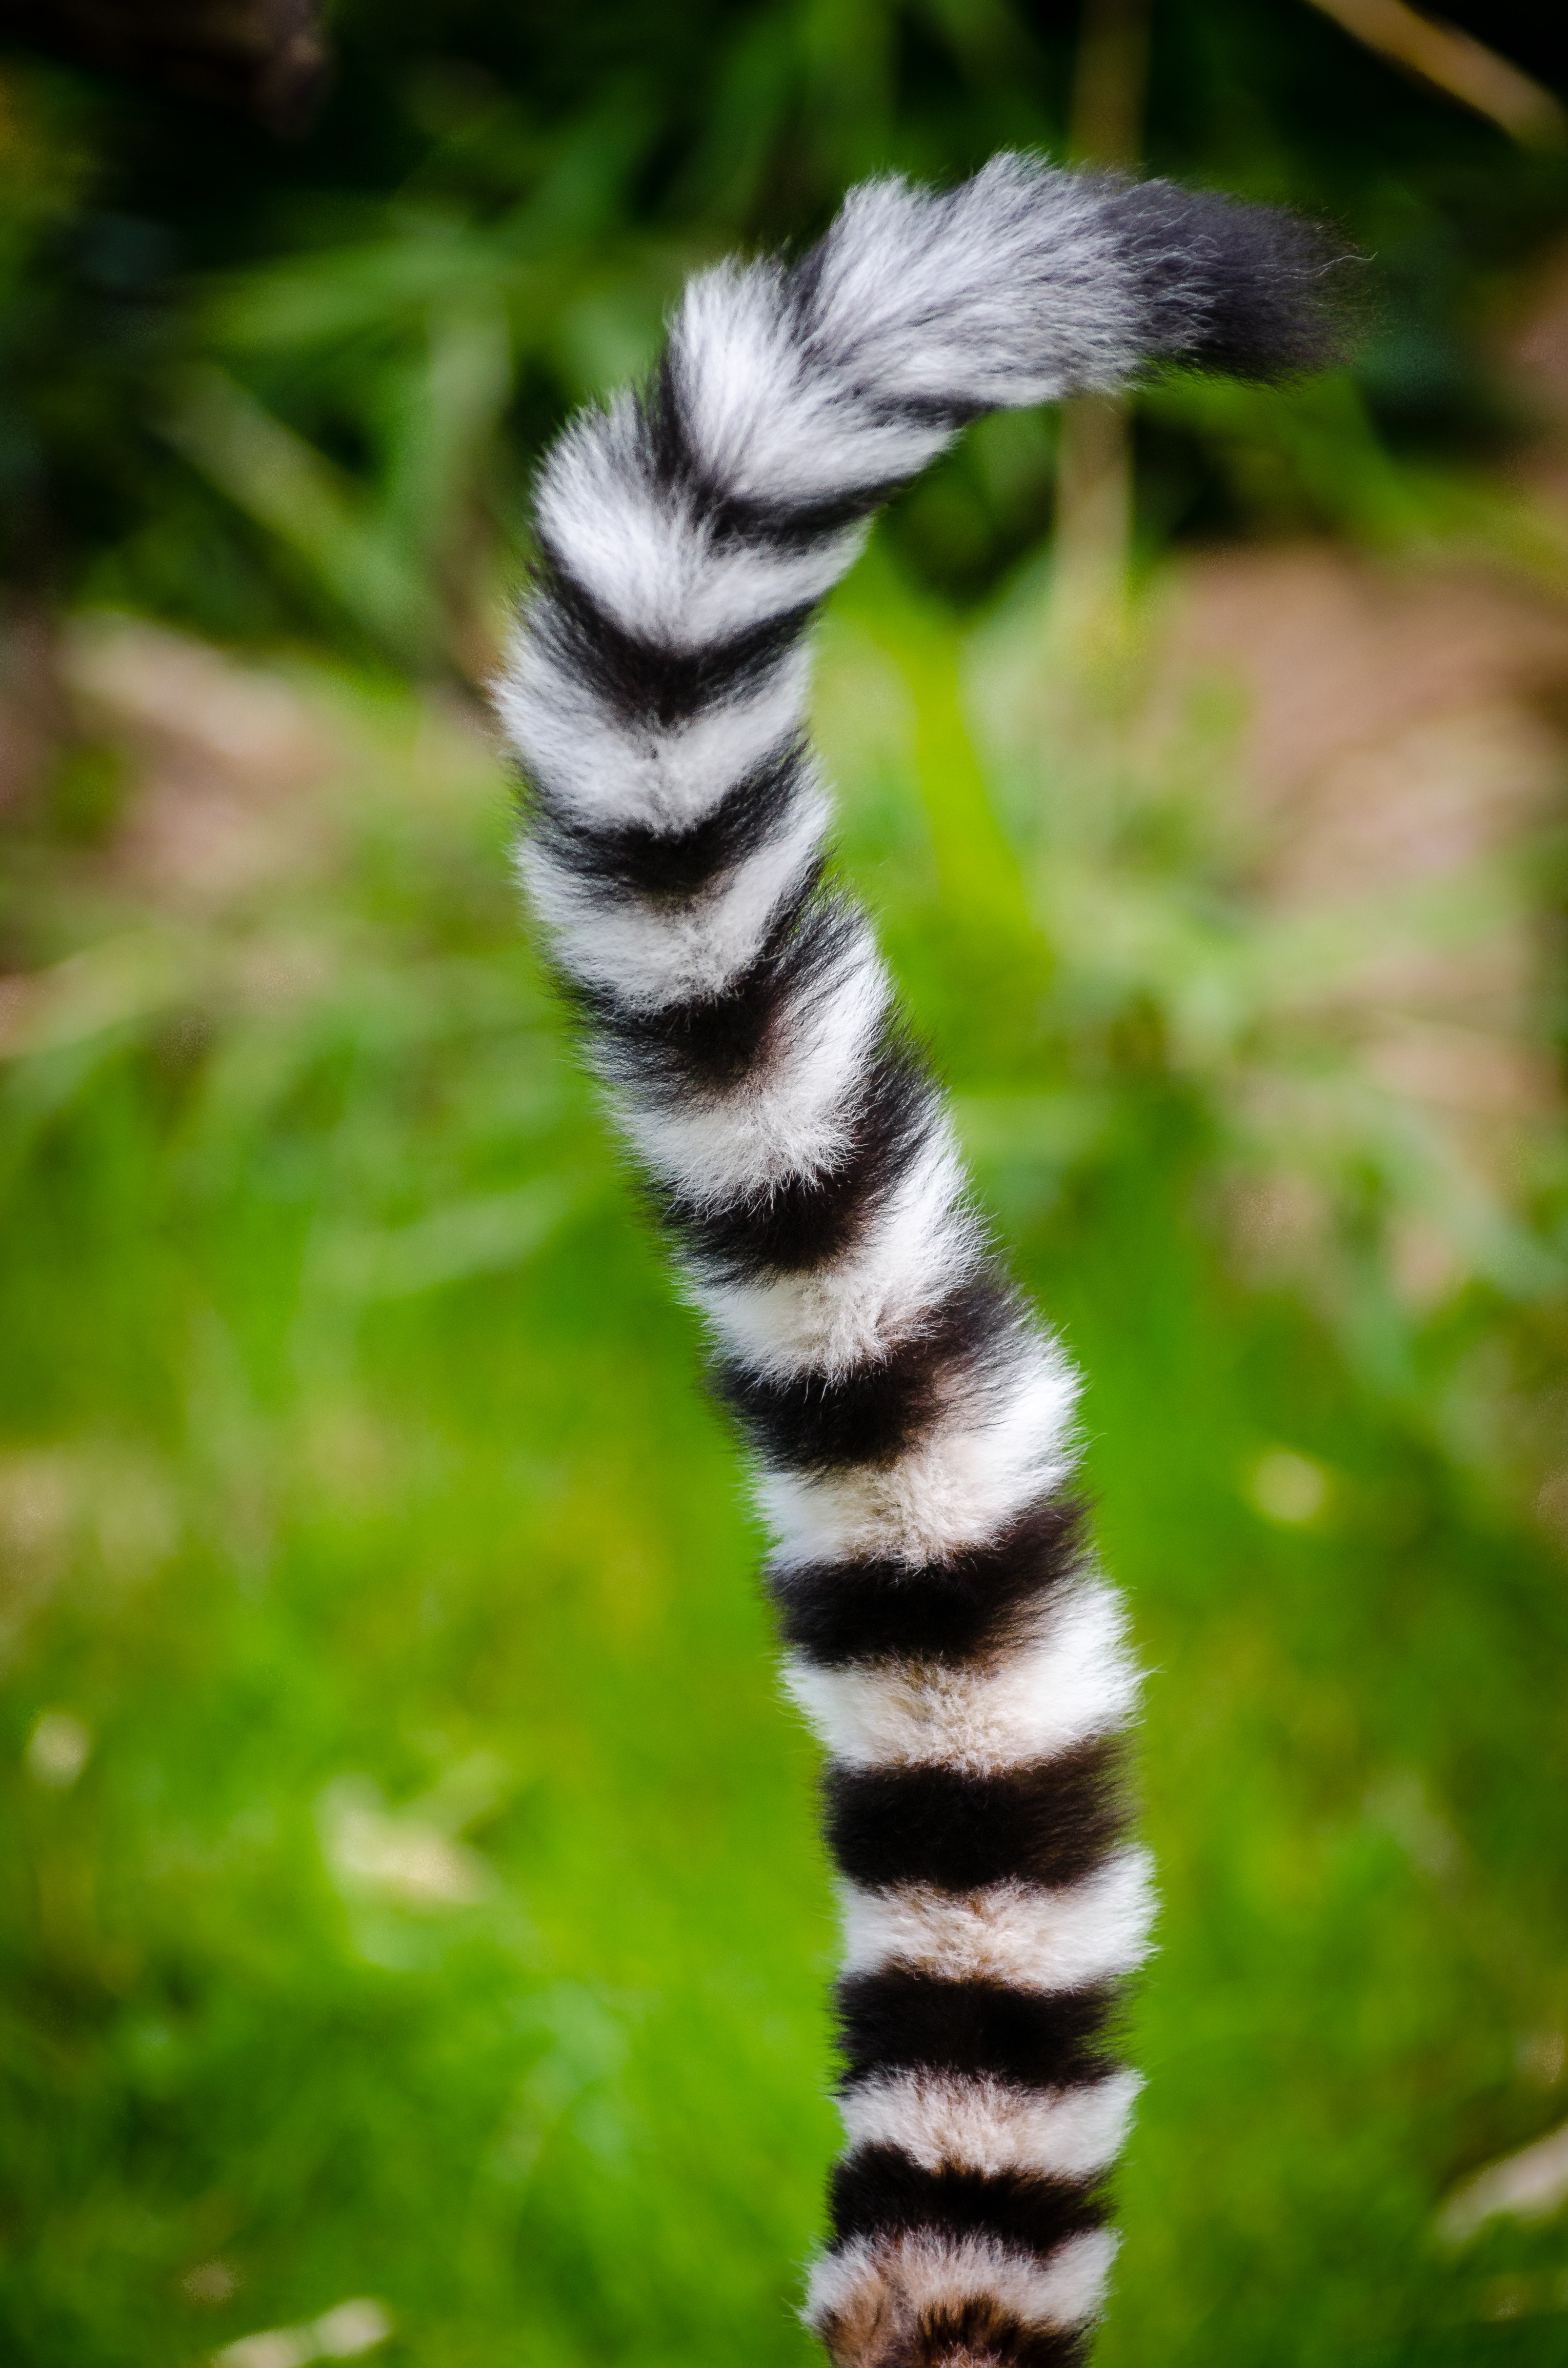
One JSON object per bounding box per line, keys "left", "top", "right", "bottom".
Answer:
{"left": 496, "top": 155, "right": 1343, "bottom": 2368}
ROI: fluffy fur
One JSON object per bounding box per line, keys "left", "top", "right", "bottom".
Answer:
{"left": 497, "top": 152, "right": 1345, "bottom": 2367}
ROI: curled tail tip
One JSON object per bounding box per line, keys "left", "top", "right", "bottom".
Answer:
{"left": 800, "top": 152, "right": 1356, "bottom": 411}
{"left": 950, "top": 154, "right": 1360, "bottom": 385}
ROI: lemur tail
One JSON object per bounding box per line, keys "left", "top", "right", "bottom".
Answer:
{"left": 496, "top": 156, "right": 1345, "bottom": 2368}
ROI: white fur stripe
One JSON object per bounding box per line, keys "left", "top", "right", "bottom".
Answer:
{"left": 759, "top": 1329, "right": 1077, "bottom": 1568}
{"left": 537, "top": 397, "right": 869, "bottom": 648}
{"left": 672, "top": 262, "right": 956, "bottom": 510}
{"left": 839, "top": 1852, "right": 1156, "bottom": 1992}
{"left": 619, "top": 927, "right": 890, "bottom": 1199}
{"left": 519, "top": 784, "right": 830, "bottom": 1011}
{"left": 782, "top": 1578, "right": 1138, "bottom": 1775}
{"left": 496, "top": 633, "right": 811, "bottom": 832}
{"left": 838, "top": 2068, "right": 1141, "bottom": 2181}
{"left": 806, "top": 2225, "right": 1118, "bottom": 2341}
{"left": 804, "top": 169, "right": 1141, "bottom": 412}
{"left": 689, "top": 1122, "right": 985, "bottom": 1379}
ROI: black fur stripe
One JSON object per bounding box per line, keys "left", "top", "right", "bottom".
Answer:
{"left": 825, "top": 1739, "right": 1130, "bottom": 1895}
{"left": 642, "top": 352, "right": 910, "bottom": 551}
{"left": 657, "top": 1036, "right": 939, "bottom": 1278}
{"left": 835, "top": 1973, "right": 1122, "bottom": 2093}
{"left": 532, "top": 735, "right": 812, "bottom": 901}
{"left": 715, "top": 1278, "right": 1016, "bottom": 1475}
{"left": 532, "top": 560, "right": 814, "bottom": 731}
{"left": 814, "top": 2291, "right": 1089, "bottom": 2368}
{"left": 829, "top": 2146, "right": 1104, "bottom": 2261}
{"left": 708, "top": 481, "right": 900, "bottom": 552}
{"left": 576, "top": 880, "right": 854, "bottom": 1097}
{"left": 914, "top": 2307, "right": 1090, "bottom": 2368}
{"left": 769, "top": 1496, "right": 1091, "bottom": 1667}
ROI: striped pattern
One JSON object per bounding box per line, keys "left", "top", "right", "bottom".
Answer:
{"left": 498, "top": 154, "right": 1343, "bottom": 2368}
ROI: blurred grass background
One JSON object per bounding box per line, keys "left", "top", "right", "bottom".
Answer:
{"left": 3, "top": 3, "right": 1568, "bottom": 2363}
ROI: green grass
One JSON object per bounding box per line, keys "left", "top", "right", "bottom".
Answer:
{"left": 2, "top": 584, "right": 1566, "bottom": 2367}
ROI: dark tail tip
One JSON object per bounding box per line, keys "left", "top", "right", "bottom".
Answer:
{"left": 1108, "top": 178, "right": 1363, "bottom": 384}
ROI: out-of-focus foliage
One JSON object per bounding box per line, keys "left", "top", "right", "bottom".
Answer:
{"left": 2, "top": 584, "right": 1566, "bottom": 2364}
{"left": 2, "top": 0, "right": 1568, "bottom": 663}
{"left": 3, "top": 6, "right": 1568, "bottom": 2367}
